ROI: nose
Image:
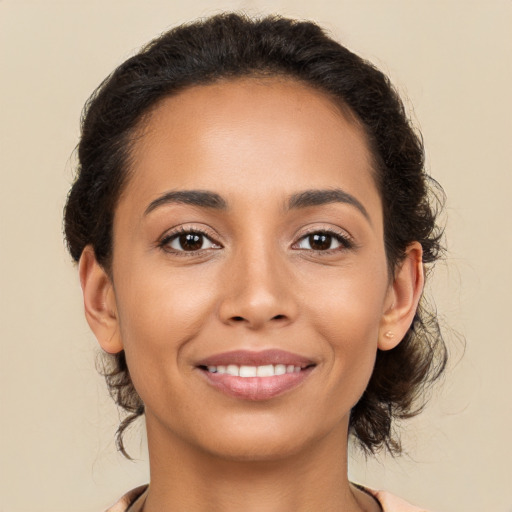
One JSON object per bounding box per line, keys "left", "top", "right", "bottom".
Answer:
{"left": 217, "top": 241, "right": 299, "bottom": 330}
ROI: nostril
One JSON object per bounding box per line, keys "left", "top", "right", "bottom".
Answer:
{"left": 273, "top": 314, "right": 286, "bottom": 320}
{"left": 232, "top": 316, "right": 245, "bottom": 322}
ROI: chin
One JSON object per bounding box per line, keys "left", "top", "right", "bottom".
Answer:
{"left": 192, "top": 414, "right": 336, "bottom": 464}
{"left": 202, "top": 433, "right": 309, "bottom": 463}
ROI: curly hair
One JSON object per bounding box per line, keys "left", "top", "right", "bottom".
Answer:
{"left": 64, "top": 13, "right": 447, "bottom": 458}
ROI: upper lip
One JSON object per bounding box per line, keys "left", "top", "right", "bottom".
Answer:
{"left": 195, "top": 349, "right": 316, "bottom": 368}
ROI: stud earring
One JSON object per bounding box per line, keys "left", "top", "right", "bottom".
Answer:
{"left": 384, "top": 331, "right": 395, "bottom": 339}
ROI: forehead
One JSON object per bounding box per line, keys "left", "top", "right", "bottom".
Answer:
{"left": 120, "top": 77, "right": 380, "bottom": 220}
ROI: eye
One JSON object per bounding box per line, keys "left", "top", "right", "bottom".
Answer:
{"left": 294, "top": 230, "right": 352, "bottom": 252}
{"left": 161, "top": 228, "right": 221, "bottom": 253}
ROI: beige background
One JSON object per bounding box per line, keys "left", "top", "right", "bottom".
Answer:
{"left": 1, "top": 1, "right": 511, "bottom": 511}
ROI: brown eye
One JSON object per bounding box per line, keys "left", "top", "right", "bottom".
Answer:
{"left": 295, "top": 231, "right": 350, "bottom": 252}
{"left": 178, "top": 233, "right": 204, "bottom": 251}
{"left": 165, "top": 230, "right": 219, "bottom": 252}
{"left": 308, "top": 233, "right": 332, "bottom": 250}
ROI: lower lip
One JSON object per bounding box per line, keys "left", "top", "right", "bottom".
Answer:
{"left": 198, "top": 367, "right": 315, "bottom": 401}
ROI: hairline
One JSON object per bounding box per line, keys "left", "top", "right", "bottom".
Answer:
{"left": 103, "top": 73, "right": 390, "bottom": 275}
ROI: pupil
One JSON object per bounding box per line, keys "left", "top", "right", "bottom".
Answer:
{"left": 310, "top": 233, "right": 331, "bottom": 250}
{"left": 180, "top": 233, "right": 202, "bottom": 251}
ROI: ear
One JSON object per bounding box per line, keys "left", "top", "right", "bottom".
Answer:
{"left": 378, "top": 242, "right": 424, "bottom": 351}
{"left": 79, "top": 245, "right": 123, "bottom": 354}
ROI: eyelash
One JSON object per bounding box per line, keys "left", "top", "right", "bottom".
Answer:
{"left": 293, "top": 228, "right": 355, "bottom": 254}
{"left": 158, "top": 226, "right": 219, "bottom": 257}
{"left": 158, "top": 226, "right": 355, "bottom": 257}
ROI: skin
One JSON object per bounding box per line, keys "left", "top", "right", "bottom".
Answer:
{"left": 80, "top": 78, "right": 423, "bottom": 512}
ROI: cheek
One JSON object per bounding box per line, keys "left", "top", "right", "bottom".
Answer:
{"left": 309, "top": 254, "right": 388, "bottom": 334}
{"left": 115, "top": 259, "right": 217, "bottom": 340}
{"left": 306, "top": 259, "right": 389, "bottom": 393}
{"left": 112, "top": 263, "right": 219, "bottom": 399}
{"left": 317, "top": 293, "right": 381, "bottom": 377}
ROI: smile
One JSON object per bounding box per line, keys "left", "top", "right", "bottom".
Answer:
{"left": 195, "top": 350, "right": 316, "bottom": 400}
{"left": 205, "top": 364, "right": 302, "bottom": 377}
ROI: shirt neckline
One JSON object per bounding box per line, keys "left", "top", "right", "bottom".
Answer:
{"left": 124, "top": 483, "right": 383, "bottom": 512}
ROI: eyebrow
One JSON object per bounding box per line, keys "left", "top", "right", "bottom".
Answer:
{"left": 144, "top": 190, "right": 228, "bottom": 215}
{"left": 144, "top": 187, "right": 369, "bottom": 222}
{"left": 288, "top": 188, "right": 370, "bottom": 221}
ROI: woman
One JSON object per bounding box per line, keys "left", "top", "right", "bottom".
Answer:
{"left": 64, "top": 13, "right": 446, "bottom": 512}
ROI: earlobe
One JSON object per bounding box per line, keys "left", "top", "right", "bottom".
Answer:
{"left": 378, "top": 242, "right": 424, "bottom": 351}
{"left": 79, "top": 245, "right": 123, "bottom": 354}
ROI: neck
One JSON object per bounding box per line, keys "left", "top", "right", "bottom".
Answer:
{"left": 142, "top": 415, "right": 378, "bottom": 512}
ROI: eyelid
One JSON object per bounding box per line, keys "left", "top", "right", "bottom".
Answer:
{"left": 158, "top": 225, "right": 223, "bottom": 254}
{"left": 157, "top": 223, "right": 355, "bottom": 256}
{"left": 292, "top": 226, "right": 355, "bottom": 252}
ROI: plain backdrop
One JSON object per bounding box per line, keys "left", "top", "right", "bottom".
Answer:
{"left": 1, "top": 1, "right": 511, "bottom": 511}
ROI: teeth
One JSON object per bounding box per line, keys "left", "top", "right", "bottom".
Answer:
{"left": 275, "top": 364, "right": 286, "bottom": 375}
{"left": 206, "top": 364, "right": 303, "bottom": 377}
{"left": 256, "top": 364, "right": 274, "bottom": 377}
{"left": 226, "top": 364, "right": 239, "bottom": 376}
{"left": 239, "top": 365, "right": 257, "bottom": 377}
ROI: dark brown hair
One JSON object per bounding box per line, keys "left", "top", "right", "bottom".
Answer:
{"left": 64, "top": 13, "right": 447, "bottom": 458}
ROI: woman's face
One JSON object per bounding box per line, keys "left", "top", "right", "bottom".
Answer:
{"left": 105, "top": 78, "right": 397, "bottom": 460}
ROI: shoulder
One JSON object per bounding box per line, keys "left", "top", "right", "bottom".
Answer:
{"left": 104, "top": 485, "right": 148, "bottom": 512}
{"left": 366, "top": 488, "right": 432, "bottom": 512}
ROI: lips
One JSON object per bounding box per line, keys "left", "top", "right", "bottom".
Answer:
{"left": 195, "top": 350, "right": 316, "bottom": 401}
{"left": 196, "top": 349, "right": 315, "bottom": 367}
